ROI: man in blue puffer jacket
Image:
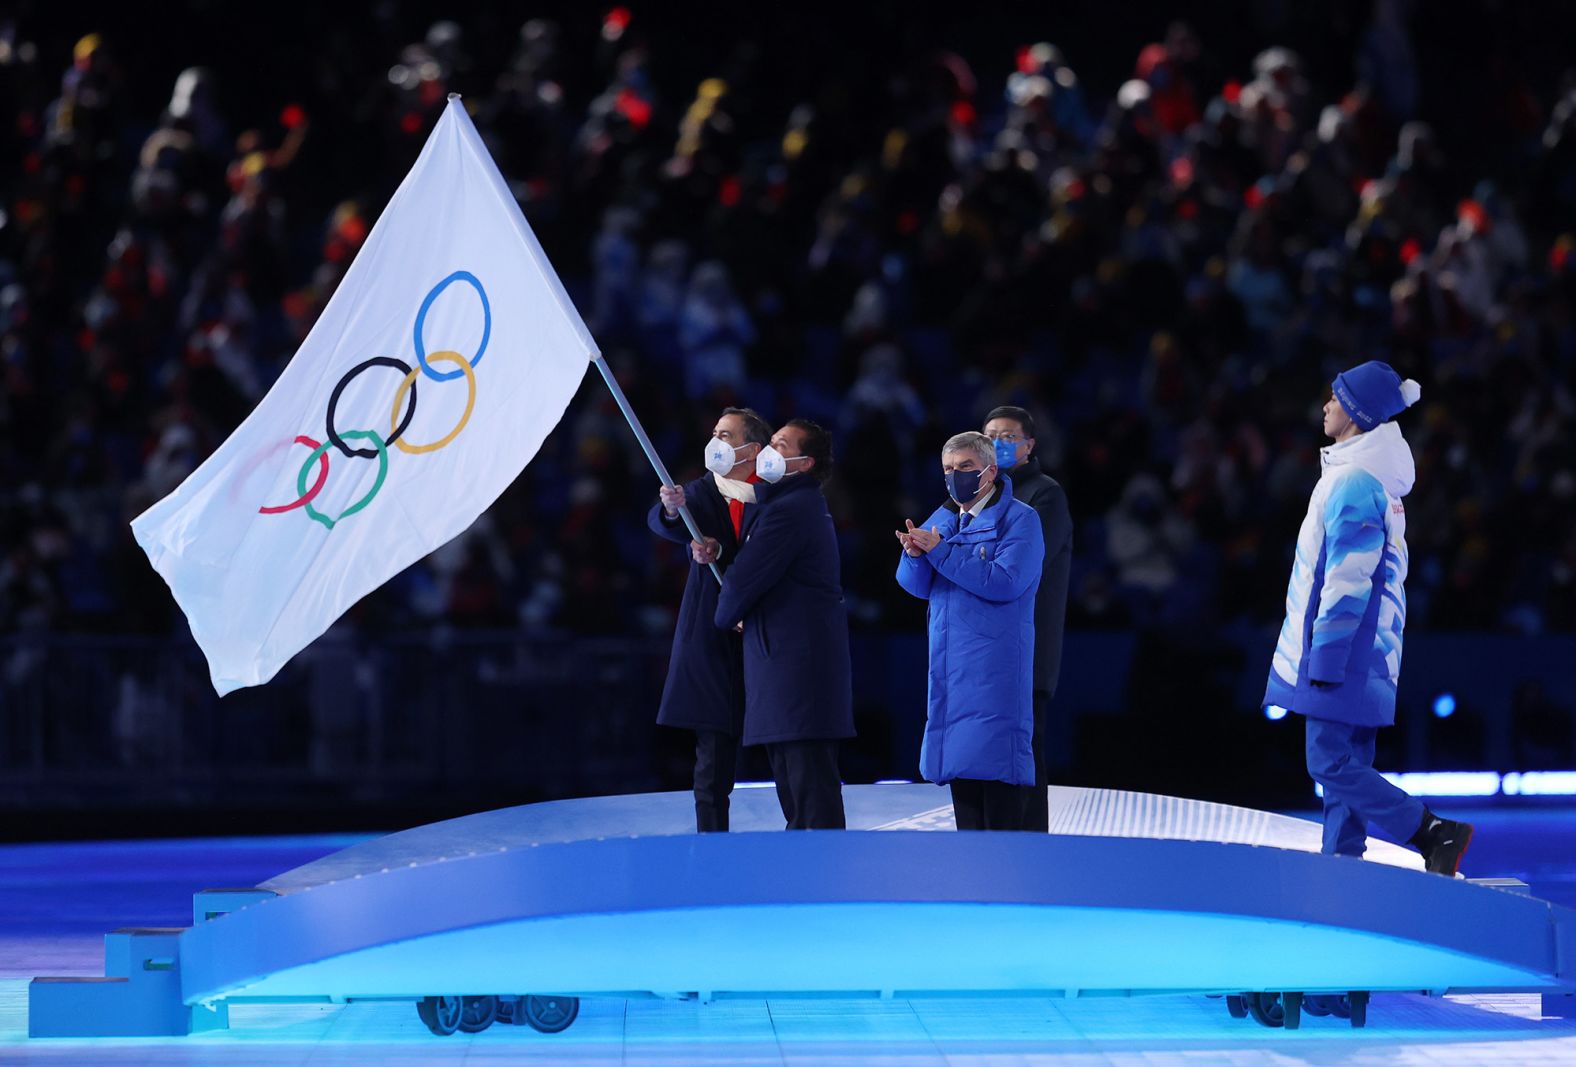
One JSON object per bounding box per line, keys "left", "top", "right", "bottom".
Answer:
{"left": 1264, "top": 361, "right": 1473, "bottom": 876}
{"left": 896, "top": 431, "right": 1044, "bottom": 830}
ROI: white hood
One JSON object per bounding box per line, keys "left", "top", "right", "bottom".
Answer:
{"left": 1320, "top": 420, "right": 1415, "bottom": 498}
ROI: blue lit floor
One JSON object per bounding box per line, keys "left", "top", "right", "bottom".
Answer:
{"left": 4, "top": 809, "right": 1576, "bottom": 1065}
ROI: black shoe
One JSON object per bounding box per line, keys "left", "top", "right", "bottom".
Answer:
{"left": 1411, "top": 812, "right": 1474, "bottom": 876}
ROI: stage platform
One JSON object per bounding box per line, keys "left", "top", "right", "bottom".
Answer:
{"left": 22, "top": 784, "right": 1576, "bottom": 1044}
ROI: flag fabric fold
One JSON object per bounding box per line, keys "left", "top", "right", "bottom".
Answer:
{"left": 132, "top": 97, "right": 596, "bottom": 694}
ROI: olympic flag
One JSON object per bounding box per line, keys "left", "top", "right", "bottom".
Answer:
{"left": 132, "top": 96, "right": 597, "bottom": 694}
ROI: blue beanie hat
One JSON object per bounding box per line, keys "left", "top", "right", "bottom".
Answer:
{"left": 1332, "top": 361, "right": 1422, "bottom": 431}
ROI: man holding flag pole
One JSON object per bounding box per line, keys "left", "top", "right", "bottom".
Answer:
{"left": 646, "top": 407, "right": 772, "bottom": 831}
{"left": 714, "top": 419, "right": 854, "bottom": 830}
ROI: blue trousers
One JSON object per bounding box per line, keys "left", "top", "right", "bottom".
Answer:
{"left": 1304, "top": 716, "right": 1425, "bottom": 856}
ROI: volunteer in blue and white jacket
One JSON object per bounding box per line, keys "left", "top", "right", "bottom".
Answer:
{"left": 896, "top": 431, "right": 1044, "bottom": 831}
{"left": 1264, "top": 361, "right": 1473, "bottom": 875}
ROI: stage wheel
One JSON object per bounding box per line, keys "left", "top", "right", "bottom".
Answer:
{"left": 1347, "top": 991, "right": 1369, "bottom": 1028}
{"left": 1225, "top": 994, "right": 1248, "bottom": 1018}
{"left": 458, "top": 994, "right": 498, "bottom": 1032}
{"left": 522, "top": 994, "right": 580, "bottom": 1033}
{"left": 1302, "top": 994, "right": 1337, "bottom": 1017}
{"left": 417, "top": 995, "right": 463, "bottom": 1036}
{"left": 1247, "top": 991, "right": 1285, "bottom": 1028}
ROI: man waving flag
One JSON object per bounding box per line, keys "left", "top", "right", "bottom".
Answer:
{"left": 132, "top": 96, "right": 596, "bottom": 694}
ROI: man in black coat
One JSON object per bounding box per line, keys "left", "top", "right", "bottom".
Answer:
{"left": 711, "top": 419, "right": 854, "bottom": 830}
{"left": 983, "top": 405, "right": 1072, "bottom": 831}
{"left": 647, "top": 407, "right": 773, "bottom": 831}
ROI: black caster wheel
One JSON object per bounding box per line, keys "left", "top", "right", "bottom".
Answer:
{"left": 1225, "top": 994, "right": 1248, "bottom": 1019}
{"left": 417, "top": 995, "right": 463, "bottom": 1036}
{"left": 521, "top": 994, "right": 580, "bottom": 1033}
{"left": 1282, "top": 992, "right": 1303, "bottom": 1030}
{"left": 1347, "top": 991, "right": 1369, "bottom": 1028}
{"left": 1302, "top": 994, "right": 1337, "bottom": 1017}
{"left": 1246, "top": 992, "right": 1285, "bottom": 1028}
{"left": 458, "top": 995, "right": 499, "bottom": 1033}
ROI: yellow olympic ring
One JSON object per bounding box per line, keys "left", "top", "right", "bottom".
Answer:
{"left": 389, "top": 350, "right": 476, "bottom": 454}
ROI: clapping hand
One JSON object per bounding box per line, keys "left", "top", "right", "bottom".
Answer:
{"left": 906, "top": 519, "right": 942, "bottom": 553}
{"left": 895, "top": 519, "right": 942, "bottom": 556}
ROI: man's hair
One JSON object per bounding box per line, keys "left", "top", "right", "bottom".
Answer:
{"left": 785, "top": 418, "right": 834, "bottom": 483}
{"left": 942, "top": 430, "right": 996, "bottom": 469}
{"left": 983, "top": 405, "right": 1036, "bottom": 439}
{"left": 721, "top": 407, "right": 772, "bottom": 447}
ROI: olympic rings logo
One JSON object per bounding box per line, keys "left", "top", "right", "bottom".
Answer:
{"left": 254, "top": 271, "right": 490, "bottom": 530}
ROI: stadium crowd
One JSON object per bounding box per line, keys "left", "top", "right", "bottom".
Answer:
{"left": 2, "top": 2, "right": 1574, "bottom": 653}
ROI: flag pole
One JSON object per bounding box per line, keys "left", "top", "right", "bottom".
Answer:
{"left": 592, "top": 355, "right": 724, "bottom": 585}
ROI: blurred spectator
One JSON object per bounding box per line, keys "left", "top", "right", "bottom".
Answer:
{"left": 678, "top": 260, "right": 754, "bottom": 399}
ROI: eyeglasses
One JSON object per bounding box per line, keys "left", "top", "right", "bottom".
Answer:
{"left": 985, "top": 432, "right": 1023, "bottom": 441}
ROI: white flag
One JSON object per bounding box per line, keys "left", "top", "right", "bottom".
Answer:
{"left": 132, "top": 97, "right": 596, "bottom": 694}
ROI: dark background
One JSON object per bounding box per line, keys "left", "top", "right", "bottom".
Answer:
{"left": 2, "top": 0, "right": 1573, "bottom": 838}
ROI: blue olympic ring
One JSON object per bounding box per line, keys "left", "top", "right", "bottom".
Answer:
{"left": 413, "top": 270, "right": 491, "bottom": 383}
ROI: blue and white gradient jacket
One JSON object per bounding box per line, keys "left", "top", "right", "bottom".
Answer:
{"left": 1264, "top": 421, "right": 1414, "bottom": 727}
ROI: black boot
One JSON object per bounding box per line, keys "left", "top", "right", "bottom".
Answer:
{"left": 1410, "top": 810, "right": 1474, "bottom": 876}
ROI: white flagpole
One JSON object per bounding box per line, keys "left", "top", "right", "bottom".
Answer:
{"left": 591, "top": 355, "right": 724, "bottom": 585}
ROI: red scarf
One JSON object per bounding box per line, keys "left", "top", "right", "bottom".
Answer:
{"left": 729, "top": 474, "right": 760, "bottom": 539}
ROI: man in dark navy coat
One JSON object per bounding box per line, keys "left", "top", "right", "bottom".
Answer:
{"left": 712, "top": 419, "right": 854, "bottom": 830}
{"left": 983, "top": 405, "right": 1072, "bottom": 831}
{"left": 648, "top": 407, "right": 772, "bottom": 831}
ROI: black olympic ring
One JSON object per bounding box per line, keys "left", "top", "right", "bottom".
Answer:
{"left": 326, "top": 357, "right": 418, "bottom": 460}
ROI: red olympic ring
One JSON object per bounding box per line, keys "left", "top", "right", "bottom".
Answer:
{"left": 258, "top": 435, "right": 330, "bottom": 514}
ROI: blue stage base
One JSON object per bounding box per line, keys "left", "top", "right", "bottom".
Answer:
{"left": 26, "top": 784, "right": 1576, "bottom": 1038}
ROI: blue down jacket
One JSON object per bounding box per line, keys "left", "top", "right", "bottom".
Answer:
{"left": 1263, "top": 421, "right": 1414, "bottom": 727}
{"left": 896, "top": 477, "right": 1044, "bottom": 785}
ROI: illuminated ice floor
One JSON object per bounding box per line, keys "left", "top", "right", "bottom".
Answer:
{"left": 5, "top": 808, "right": 1576, "bottom": 1066}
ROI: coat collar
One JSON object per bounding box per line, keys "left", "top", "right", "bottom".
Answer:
{"left": 754, "top": 472, "right": 818, "bottom": 505}
{"left": 943, "top": 477, "right": 1013, "bottom": 537}
{"left": 1005, "top": 454, "right": 1043, "bottom": 479}
{"left": 743, "top": 473, "right": 817, "bottom": 537}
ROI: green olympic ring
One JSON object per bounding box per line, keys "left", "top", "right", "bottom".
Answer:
{"left": 298, "top": 430, "right": 388, "bottom": 531}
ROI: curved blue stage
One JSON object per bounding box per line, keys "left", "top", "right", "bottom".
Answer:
{"left": 28, "top": 784, "right": 1576, "bottom": 1037}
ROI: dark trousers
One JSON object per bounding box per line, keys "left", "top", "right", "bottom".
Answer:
{"left": 765, "top": 740, "right": 846, "bottom": 829}
{"left": 1022, "top": 690, "right": 1052, "bottom": 832}
{"left": 693, "top": 730, "right": 738, "bottom": 833}
{"left": 951, "top": 778, "right": 1028, "bottom": 831}
{"left": 1304, "top": 715, "right": 1425, "bottom": 856}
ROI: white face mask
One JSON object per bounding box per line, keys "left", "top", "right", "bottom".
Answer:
{"left": 705, "top": 437, "right": 750, "bottom": 477}
{"left": 756, "top": 444, "right": 804, "bottom": 483}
